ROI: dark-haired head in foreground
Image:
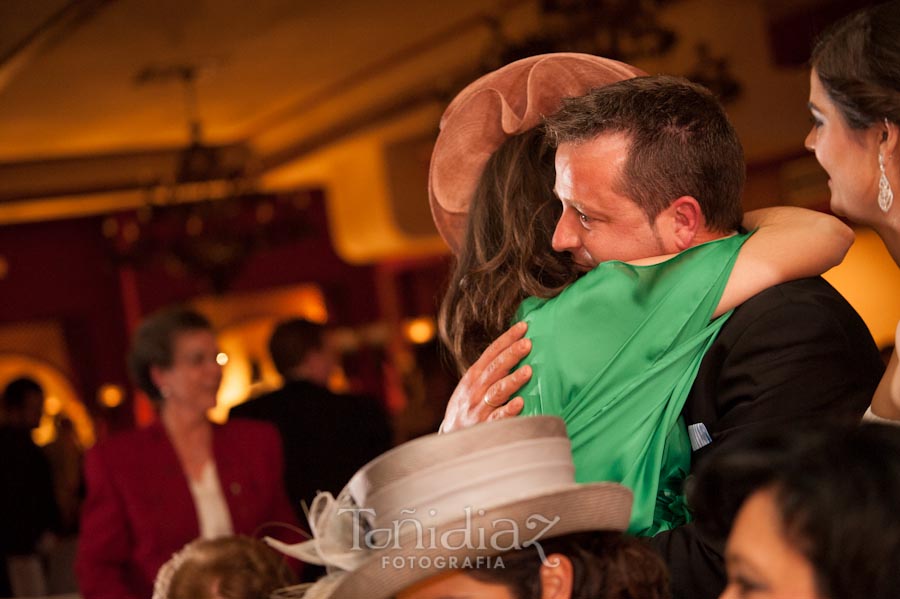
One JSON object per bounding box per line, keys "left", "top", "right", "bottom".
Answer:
{"left": 692, "top": 423, "right": 900, "bottom": 599}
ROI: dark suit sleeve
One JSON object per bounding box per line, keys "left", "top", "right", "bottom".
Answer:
{"left": 654, "top": 279, "right": 884, "bottom": 599}
{"left": 689, "top": 280, "right": 882, "bottom": 463}
{"left": 647, "top": 523, "right": 726, "bottom": 599}
{"left": 361, "top": 397, "right": 393, "bottom": 457}
{"left": 261, "top": 426, "right": 300, "bottom": 530}
{"left": 228, "top": 399, "right": 261, "bottom": 421}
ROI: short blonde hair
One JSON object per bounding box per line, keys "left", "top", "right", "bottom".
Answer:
{"left": 154, "top": 536, "right": 296, "bottom": 599}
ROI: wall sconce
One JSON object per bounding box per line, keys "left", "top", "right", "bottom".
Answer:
{"left": 97, "top": 384, "right": 125, "bottom": 408}
{"left": 403, "top": 317, "right": 437, "bottom": 345}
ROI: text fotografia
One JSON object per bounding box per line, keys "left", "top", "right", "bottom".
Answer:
{"left": 382, "top": 555, "right": 505, "bottom": 570}
{"left": 337, "top": 506, "right": 560, "bottom": 562}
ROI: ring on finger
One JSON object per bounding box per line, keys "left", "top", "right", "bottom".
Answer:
{"left": 483, "top": 396, "right": 503, "bottom": 409}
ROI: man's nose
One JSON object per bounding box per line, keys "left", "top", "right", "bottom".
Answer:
{"left": 551, "top": 211, "right": 579, "bottom": 253}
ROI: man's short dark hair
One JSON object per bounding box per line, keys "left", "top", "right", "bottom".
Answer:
{"left": 544, "top": 75, "right": 745, "bottom": 232}
{"left": 268, "top": 319, "right": 326, "bottom": 378}
{"left": 2, "top": 377, "right": 43, "bottom": 412}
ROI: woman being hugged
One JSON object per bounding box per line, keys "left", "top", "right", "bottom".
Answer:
{"left": 436, "top": 56, "right": 853, "bottom": 535}
{"left": 804, "top": 1, "right": 900, "bottom": 418}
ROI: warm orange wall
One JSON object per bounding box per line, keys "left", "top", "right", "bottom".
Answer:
{"left": 824, "top": 228, "right": 900, "bottom": 349}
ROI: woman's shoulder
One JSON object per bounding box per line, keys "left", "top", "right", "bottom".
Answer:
{"left": 86, "top": 422, "right": 166, "bottom": 472}
{"left": 95, "top": 421, "right": 162, "bottom": 448}
{"left": 218, "top": 418, "right": 281, "bottom": 444}
{"left": 516, "top": 259, "right": 642, "bottom": 322}
{"left": 215, "top": 420, "right": 285, "bottom": 474}
{"left": 516, "top": 233, "right": 750, "bottom": 324}
{"left": 578, "top": 232, "right": 751, "bottom": 293}
{"left": 608, "top": 231, "right": 750, "bottom": 272}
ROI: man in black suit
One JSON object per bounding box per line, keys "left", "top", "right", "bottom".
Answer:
{"left": 646, "top": 277, "right": 883, "bottom": 598}
{"left": 437, "top": 76, "right": 884, "bottom": 599}
{"left": 0, "top": 378, "right": 60, "bottom": 596}
{"left": 229, "top": 319, "right": 392, "bottom": 519}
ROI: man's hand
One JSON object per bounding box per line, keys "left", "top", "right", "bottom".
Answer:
{"left": 440, "top": 321, "right": 533, "bottom": 433}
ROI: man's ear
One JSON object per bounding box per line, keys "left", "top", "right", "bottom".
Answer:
{"left": 538, "top": 553, "right": 573, "bottom": 599}
{"left": 656, "top": 196, "right": 704, "bottom": 251}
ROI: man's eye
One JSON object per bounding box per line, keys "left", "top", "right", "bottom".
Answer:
{"left": 578, "top": 212, "right": 592, "bottom": 224}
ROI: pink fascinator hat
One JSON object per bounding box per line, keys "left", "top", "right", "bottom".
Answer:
{"left": 428, "top": 52, "right": 645, "bottom": 252}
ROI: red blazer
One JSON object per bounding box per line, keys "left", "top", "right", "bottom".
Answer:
{"left": 76, "top": 419, "right": 297, "bottom": 599}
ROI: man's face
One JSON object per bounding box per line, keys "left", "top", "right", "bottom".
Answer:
{"left": 552, "top": 133, "right": 668, "bottom": 268}
{"left": 22, "top": 390, "right": 45, "bottom": 430}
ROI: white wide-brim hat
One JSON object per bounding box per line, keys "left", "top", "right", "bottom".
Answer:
{"left": 267, "top": 416, "right": 633, "bottom": 599}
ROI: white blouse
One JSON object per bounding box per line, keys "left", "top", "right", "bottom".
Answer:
{"left": 188, "top": 461, "right": 234, "bottom": 539}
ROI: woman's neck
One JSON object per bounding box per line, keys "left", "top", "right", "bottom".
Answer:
{"left": 161, "top": 402, "right": 209, "bottom": 436}
{"left": 160, "top": 402, "right": 213, "bottom": 480}
{"left": 872, "top": 217, "right": 900, "bottom": 267}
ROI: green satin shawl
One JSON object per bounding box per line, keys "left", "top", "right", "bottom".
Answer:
{"left": 515, "top": 232, "right": 749, "bottom": 536}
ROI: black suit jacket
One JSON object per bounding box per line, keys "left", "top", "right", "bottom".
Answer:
{"left": 649, "top": 277, "right": 884, "bottom": 599}
{"left": 229, "top": 380, "right": 393, "bottom": 519}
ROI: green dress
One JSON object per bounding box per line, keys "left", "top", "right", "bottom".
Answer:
{"left": 515, "top": 233, "right": 750, "bottom": 536}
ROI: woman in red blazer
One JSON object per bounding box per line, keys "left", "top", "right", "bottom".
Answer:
{"left": 76, "top": 308, "right": 297, "bottom": 599}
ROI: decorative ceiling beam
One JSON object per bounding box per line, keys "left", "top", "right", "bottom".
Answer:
{"left": 0, "top": 0, "right": 115, "bottom": 94}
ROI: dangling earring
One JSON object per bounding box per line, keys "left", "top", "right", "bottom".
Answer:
{"left": 879, "top": 152, "right": 894, "bottom": 213}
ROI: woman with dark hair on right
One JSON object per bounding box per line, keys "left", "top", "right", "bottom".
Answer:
{"left": 690, "top": 423, "right": 900, "bottom": 599}
{"left": 804, "top": 0, "right": 900, "bottom": 418}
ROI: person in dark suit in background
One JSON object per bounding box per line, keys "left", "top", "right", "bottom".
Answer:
{"left": 229, "top": 318, "right": 392, "bottom": 518}
{"left": 0, "top": 377, "right": 60, "bottom": 597}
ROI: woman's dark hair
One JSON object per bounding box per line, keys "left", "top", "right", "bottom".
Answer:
{"left": 127, "top": 307, "right": 213, "bottom": 403}
{"left": 438, "top": 129, "right": 578, "bottom": 373}
{"left": 686, "top": 423, "right": 828, "bottom": 543}
{"left": 766, "top": 423, "right": 900, "bottom": 599}
{"left": 692, "top": 423, "right": 900, "bottom": 599}
{"left": 467, "top": 531, "right": 669, "bottom": 599}
{"left": 812, "top": 1, "right": 900, "bottom": 129}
